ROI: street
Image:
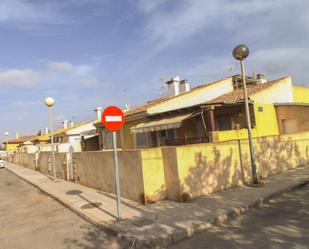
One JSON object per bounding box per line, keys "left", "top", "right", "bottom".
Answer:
{"left": 0, "top": 169, "right": 127, "bottom": 249}
{"left": 1, "top": 167, "right": 308, "bottom": 249}
{"left": 171, "top": 183, "right": 309, "bottom": 249}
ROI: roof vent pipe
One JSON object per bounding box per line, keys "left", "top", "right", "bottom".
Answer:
{"left": 63, "top": 120, "right": 68, "bottom": 129}
{"left": 94, "top": 107, "right": 102, "bottom": 120}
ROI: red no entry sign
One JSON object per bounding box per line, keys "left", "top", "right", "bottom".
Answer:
{"left": 101, "top": 106, "right": 125, "bottom": 131}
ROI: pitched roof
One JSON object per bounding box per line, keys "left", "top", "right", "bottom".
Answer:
{"left": 4, "top": 135, "right": 37, "bottom": 144}
{"left": 207, "top": 76, "right": 289, "bottom": 104}
{"left": 124, "top": 77, "right": 232, "bottom": 117}
{"left": 33, "top": 121, "right": 95, "bottom": 142}
{"left": 124, "top": 97, "right": 168, "bottom": 116}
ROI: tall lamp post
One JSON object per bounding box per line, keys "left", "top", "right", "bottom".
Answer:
{"left": 232, "top": 44, "right": 259, "bottom": 184}
{"left": 4, "top": 132, "right": 9, "bottom": 154}
{"left": 44, "top": 97, "right": 56, "bottom": 180}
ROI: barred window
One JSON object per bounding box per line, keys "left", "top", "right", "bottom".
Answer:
{"left": 217, "top": 117, "right": 232, "bottom": 131}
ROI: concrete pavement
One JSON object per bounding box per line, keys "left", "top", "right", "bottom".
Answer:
{"left": 170, "top": 183, "right": 309, "bottom": 249}
{"left": 4, "top": 162, "right": 309, "bottom": 248}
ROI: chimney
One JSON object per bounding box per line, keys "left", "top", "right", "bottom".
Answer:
{"left": 256, "top": 74, "right": 267, "bottom": 84}
{"left": 124, "top": 103, "right": 130, "bottom": 112}
{"left": 94, "top": 107, "right": 102, "bottom": 120}
{"left": 63, "top": 120, "right": 68, "bottom": 129}
{"left": 16, "top": 133, "right": 20, "bottom": 139}
{"left": 179, "top": 79, "right": 190, "bottom": 93}
{"left": 69, "top": 121, "right": 74, "bottom": 127}
{"left": 45, "top": 127, "right": 49, "bottom": 134}
{"left": 166, "top": 76, "right": 180, "bottom": 96}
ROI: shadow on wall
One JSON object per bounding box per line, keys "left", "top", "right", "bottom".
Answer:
{"left": 144, "top": 184, "right": 166, "bottom": 204}
{"left": 182, "top": 146, "right": 244, "bottom": 201}
{"left": 7, "top": 132, "right": 309, "bottom": 206}
{"left": 181, "top": 134, "right": 309, "bottom": 201}
{"left": 254, "top": 136, "right": 309, "bottom": 178}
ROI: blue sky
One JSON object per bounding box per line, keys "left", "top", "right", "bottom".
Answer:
{"left": 0, "top": 0, "right": 309, "bottom": 143}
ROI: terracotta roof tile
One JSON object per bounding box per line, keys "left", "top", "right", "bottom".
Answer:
{"left": 5, "top": 135, "right": 37, "bottom": 144}
{"left": 33, "top": 121, "right": 94, "bottom": 142}
{"left": 123, "top": 77, "right": 232, "bottom": 117}
{"left": 207, "top": 76, "right": 289, "bottom": 104}
{"left": 124, "top": 97, "right": 168, "bottom": 116}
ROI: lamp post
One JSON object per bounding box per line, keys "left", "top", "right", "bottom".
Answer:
{"left": 232, "top": 44, "right": 259, "bottom": 184}
{"left": 44, "top": 97, "right": 56, "bottom": 180}
{"left": 4, "top": 132, "right": 9, "bottom": 154}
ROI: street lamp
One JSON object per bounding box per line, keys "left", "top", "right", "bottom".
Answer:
{"left": 232, "top": 44, "right": 259, "bottom": 184}
{"left": 44, "top": 97, "right": 56, "bottom": 180}
{"left": 4, "top": 131, "right": 9, "bottom": 153}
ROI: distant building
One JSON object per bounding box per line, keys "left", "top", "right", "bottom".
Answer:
{"left": 25, "top": 121, "right": 98, "bottom": 153}
{"left": 3, "top": 134, "right": 37, "bottom": 152}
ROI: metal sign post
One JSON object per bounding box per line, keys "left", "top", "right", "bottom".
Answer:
{"left": 101, "top": 106, "right": 125, "bottom": 221}
{"left": 112, "top": 131, "right": 121, "bottom": 220}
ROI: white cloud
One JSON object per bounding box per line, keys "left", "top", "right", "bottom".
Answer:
{"left": 81, "top": 78, "right": 98, "bottom": 87}
{"left": 250, "top": 47, "right": 309, "bottom": 83}
{"left": 0, "top": 69, "right": 40, "bottom": 86}
{"left": 48, "top": 61, "right": 74, "bottom": 74}
{"left": 134, "top": 0, "right": 294, "bottom": 52}
{"left": 10, "top": 100, "right": 41, "bottom": 107}
{"left": 75, "top": 65, "right": 93, "bottom": 76}
{"left": 0, "top": 0, "right": 108, "bottom": 30}
{"left": 134, "top": 0, "right": 166, "bottom": 12}
{"left": 133, "top": 0, "right": 309, "bottom": 84}
{"left": 0, "top": 0, "right": 65, "bottom": 26}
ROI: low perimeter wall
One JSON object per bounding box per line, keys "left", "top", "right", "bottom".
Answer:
{"left": 165, "top": 131, "right": 309, "bottom": 201}
{"left": 73, "top": 150, "right": 145, "bottom": 203}
{"left": 10, "top": 131, "right": 309, "bottom": 204}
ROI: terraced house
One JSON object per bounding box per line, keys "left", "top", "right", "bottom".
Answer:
{"left": 95, "top": 74, "right": 309, "bottom": 150}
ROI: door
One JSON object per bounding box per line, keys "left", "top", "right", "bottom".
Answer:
{"left": 282, "top": 119, "right": 298, "bottom": 134}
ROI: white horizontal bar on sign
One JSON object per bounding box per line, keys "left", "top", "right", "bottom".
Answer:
{"left": 105, "top": 115, "right": 122, "bottom": 122}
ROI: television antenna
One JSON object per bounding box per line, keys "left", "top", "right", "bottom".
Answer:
{"left": 160, "top": 78, "right": 166, "bottom": 97}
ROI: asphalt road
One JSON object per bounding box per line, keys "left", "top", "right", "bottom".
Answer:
{"left": 1, "top": 167, "right": 308, "bottom": 249}
{"left": 0, "top": 168, "right": 128, "bottom": 249}
{"left": 171, "top": 183, "right": 309, "bottom": 249}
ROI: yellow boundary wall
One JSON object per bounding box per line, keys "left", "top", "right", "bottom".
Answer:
{"left": 9, "top": 131, "right": 309, "bottom": 204}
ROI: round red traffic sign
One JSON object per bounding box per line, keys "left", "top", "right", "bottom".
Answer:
{"left": 101, "top": 106, "right": 125, "bottom": 131}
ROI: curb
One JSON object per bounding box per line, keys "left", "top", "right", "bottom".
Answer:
{"left": 5, "top": 163, "right": 309, "bottom": 249}
{"left": 4, "top": 166, "right": 125, "bottom": 239}
{"left": 164, "top": 179, "right": 309, "bottom": 249}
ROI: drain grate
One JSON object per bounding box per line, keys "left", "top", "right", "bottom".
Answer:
{"left": 81, "top": 202, "right": 102, "bottom": 209}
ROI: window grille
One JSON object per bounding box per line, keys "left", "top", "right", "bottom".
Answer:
{"left": 217, "top": 117, "right": 233, "bottom": 131}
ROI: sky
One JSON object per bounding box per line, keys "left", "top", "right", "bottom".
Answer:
{"left": 0, "top": 0, "right": 309, "bottom": 143}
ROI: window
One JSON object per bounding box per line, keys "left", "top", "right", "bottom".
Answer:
{"left": 282, "top": 119, "right": 298, "bottom": 134}
{"left": 135, "top": 133, "right": 149, "bottom": 149}
{"left": 157, "top": 129, "right": 177, "bottom": 146}
{"left": 217, "top": 117, "right": 232, "bottom": 131}
{"left": 53, "top": 137, "right": 63, "bottom": 143}
{"left": 167, "top": 129, "right": 177, "bottom": 140}
{"left": 103, "top": 131, "right": 113, "bottom": 150}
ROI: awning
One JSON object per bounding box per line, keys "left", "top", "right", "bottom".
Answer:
{"left": 130, "top": 112, "right": 198, "bottom": 134}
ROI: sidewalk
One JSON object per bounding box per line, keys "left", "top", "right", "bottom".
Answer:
{"left": 5, "top": 162, "right": 309, "bottom": 248}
